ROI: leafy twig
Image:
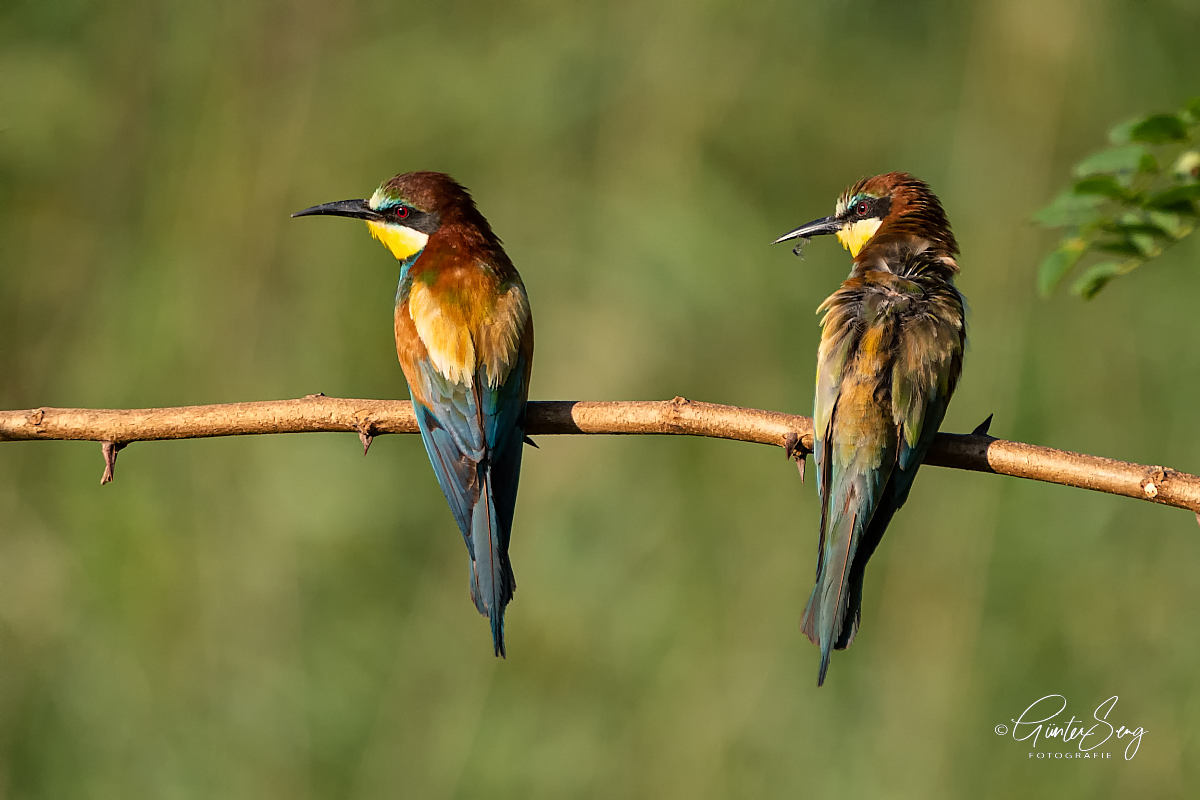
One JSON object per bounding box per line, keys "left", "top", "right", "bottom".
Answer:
{"left": 1036, "top": 96, "right": 1200, "bottom": 299}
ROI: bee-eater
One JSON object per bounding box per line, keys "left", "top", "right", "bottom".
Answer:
{"left": 294, "top": 171, "right": 533, "bottom": 657}
{"left": 773, "top": 172, "right": 965, "bottom": 686}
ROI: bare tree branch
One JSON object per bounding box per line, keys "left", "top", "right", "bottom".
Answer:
{"left": 2, "top": 395, "right": 1198, "bottom": 514}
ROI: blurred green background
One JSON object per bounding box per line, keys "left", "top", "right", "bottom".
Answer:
{"left": 2, "top": 0, "right": 1198, "bottom": 796}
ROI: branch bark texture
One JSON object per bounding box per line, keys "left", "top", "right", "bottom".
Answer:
{"left": 2, "top": 396, "right": 1198, "bottom": 514}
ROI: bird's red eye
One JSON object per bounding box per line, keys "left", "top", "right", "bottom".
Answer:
{"left": 855, "top": 201, "right": 870, "bottom": 215}
{"left": 395, "top": 206, "right": 410, "bottom": 219}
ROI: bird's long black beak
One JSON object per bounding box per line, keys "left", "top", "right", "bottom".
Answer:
{"left": 291, "top": 198, "right": 383, "bottom": 221}
{"left": 771, "top": 215, "right": 840, "bottom": 245}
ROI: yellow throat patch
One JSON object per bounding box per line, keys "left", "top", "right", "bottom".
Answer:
{"left": 367, "top": 220, "right": 429, "bottom": 261}
{"left": 836, "top": 218, "right": 882, "bottom": 257}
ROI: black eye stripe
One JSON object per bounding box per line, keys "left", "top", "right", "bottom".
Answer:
{"left": 385, "top": 207, "right": 441, "bottom": 235}
{"left": 847, "top": 196, "right": 891, "bottom": 220}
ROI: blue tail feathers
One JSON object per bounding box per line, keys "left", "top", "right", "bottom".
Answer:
{"left": 468, "top": 470, "right": 515, "bottom": 658}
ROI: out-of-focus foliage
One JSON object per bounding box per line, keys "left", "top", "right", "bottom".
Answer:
{"left": 1036, "top": 97, "right": 1200, "bottom": 299}
{"left": 2, "top": 1, "right": 1200, "bottom": 799}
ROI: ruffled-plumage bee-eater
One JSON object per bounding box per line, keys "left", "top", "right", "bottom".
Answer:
{"left": 294, "top": 171, "right": 533, "bottom": 657}
{"left": 773, "top": 172, "right": 965, "bottom": 686}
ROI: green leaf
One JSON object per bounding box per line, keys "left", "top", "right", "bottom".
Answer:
{"left": 1070, "top": 260, "right": 1136, "bottom": 300}
{"left": 1182, "top": 97, "right": 1200, "bottom": 124}
{"left": 1093, "top": 239, "right": 1144, "bottom": 257}
{"left": 1128, "top": 113, "right": 1190, "bottom": 144}
{"left": 1146, "top": 210, "right": 1194, "bottom": 240}
{"left": 1130, "top": 232, "right": 1160, "bottom": 257}
{"left": 1095, "top": 221, "right": 1165, "bottom": 257}
{"left": 1107, "top": 117, "right": 1141, "bottom": 144}
{"left": 1072, "top": 175, "right": 1129, "bottom": 199}
{"left": 1099, "top": 220, "right": 1170, "bottom": 238}
{"left": 1037, "top": 237, "right": 1086, "bottom": 297}
{"left": 1033, "top": 190, "right": 1105, "bottom": 227}
{"left": 1073, "top": 145, "right": 1157, "bottom": 181}
{"left": 1144, "top": 183, "right": 1200, "bottom": 211}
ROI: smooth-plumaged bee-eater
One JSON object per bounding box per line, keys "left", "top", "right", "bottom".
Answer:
{"left": 773, "top": 172, "right": 965, "bottom": 686}
{"left": 294, "top": 171, "right": 533, "bottom": 657}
